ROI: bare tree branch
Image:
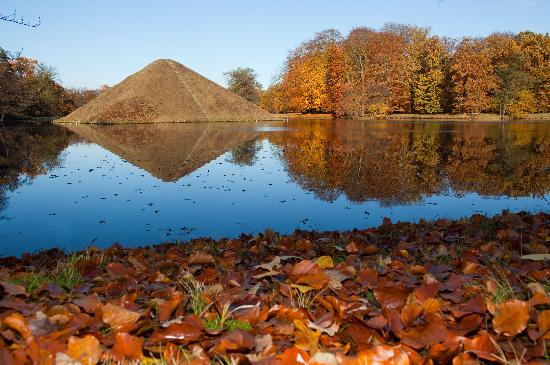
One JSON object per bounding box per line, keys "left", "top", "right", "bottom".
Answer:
{"left": 0, "top": 9, "right": 41, "bottom": 27}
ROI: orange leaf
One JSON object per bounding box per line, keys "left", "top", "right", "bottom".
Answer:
{"left": 463, "top": 330, "right": 498, "bottom": 361}
{"left": 150, "top": 315, "right": 204, "bottom": 344}
{"left": 401, "top": 303, "right": 422, "bottom": 327}
{"left": 101, "top": 303, "right": 141, "bottom": 330}
{"left": 67, "top": 335, "right": 102, "bottom": 365}
{"left": 402, "top": 313, "right": 448, "bottom": 349}
{"left": 112, "top": 332, "right": 143, "bottom": 360}
{"left": 537, "top": 310, "right": 550, "bottom": 340}
{"left": 288, "top": 260, "right": 328, "bottom": 289}
{"left": 73, "top": 295, "right": 102, "bottom": 314}
{"left": 188, "top": 251, "right": 214, "bottom": 265}
{"left": 374, "top": 285, "right": 408, "bottom": 310}
{"left": 276, "top": 347, "right": 310, "bottom": 364}
{"left": 414, "top": 275, "right": 441, "bottom": 303}
{"left": 492, "top": 299, "right": 529, "bottom": 336}
{"left": 214, "top": 330, "right": 255, "bottom": 354}
{"left": 451, "top": 353, "right": 479, "bottom": 364}
{"left": 2, "top": 312, "right": 31, "bottom": 339}
{"left": 338, "top": 345, "right": 409, "bottom": 365}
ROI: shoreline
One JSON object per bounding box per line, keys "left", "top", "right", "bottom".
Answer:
{"left": 275, "top": 112, "right": 550, "bottom": 122}
{"left": 0, "top": 211, "right": 548, "bottom": 363}
{"left": 386, "top": 113, "right": 550, "bottom": 121}
{"left": 6, "top": 112, "right": 550, "bottom": 124}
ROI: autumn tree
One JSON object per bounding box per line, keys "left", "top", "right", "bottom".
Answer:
{"left": 0, "top": 49, "right": 35, "bottom": 122}
{"left": 516, "top": 31, "right": 550, "bottom": 112}
{"left": 449, "top": 38, "right": 497, "bottom": 113}
{"left": 63, "top": 85, "right": 108, "bottom": 114}
{"left": 279, "top": 29, "right": 343, "bottom": 113}
{"left": 342, "top": 28, "right": 408, "bottom": 117}
{"left": 325, "top": 43, "right": 346, "bottom": 115}
{"left": 265, "top": 26, "right": 548, "bottom": 118}
{"left": 494, "top": 52, "right": 534, "bottom": 117}
{"left": 260, "top": 83, "right": 285, "bottom": 113}
{"left": 412, "top": 36, "right": 448, "bottom": 114}
{"left": 224, "top": 67, "right": 262, "bottom": 105}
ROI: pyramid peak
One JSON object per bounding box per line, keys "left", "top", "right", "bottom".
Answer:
{"left": 57, "top": 59, "right": 281, "bottom": 123}
{"left": 147, "top": 59, "right": 179, "bottom": 67}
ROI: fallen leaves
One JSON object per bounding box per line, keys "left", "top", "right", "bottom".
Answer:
{"left": 374, "top": 284, "right": 409, "bottom": 310}
{"left": 294, "top": 319, "right": 320, "bottom": 354}
{"left": 0, "top": 211, "right": 547, "bottom": 363}
{"left": 492, "top": 299, "right": 529, "bottom": 337}
{"left": 101, "top": 303, "right": 141, "bottom": 331}
{"left": 111, "top": 332, "right": 144, "bottom": 359}
{"left": 288, "top": 260, "right": 329, "bottom": 289}
{"left": 2, "top": 312, "right": 31, "bottom": 339}
{"left": 351, "top": 345, "right": 410, "bottom": 365}
{"left": 66, "top": 335, "right": 102, "bottom": 365}
{"left": 150, "top": 315, "right": 203, "bottom": 344}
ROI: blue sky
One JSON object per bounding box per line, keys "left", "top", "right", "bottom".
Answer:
{"left": 1, "top": 0, "right": 548, "bottom": 89}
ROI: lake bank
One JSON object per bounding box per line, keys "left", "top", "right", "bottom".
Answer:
{"left": 275, "top": 112, "right": 550, "bottom": 121}
{"left": 0, "top": 211, "right": 548, "bottom": 364}
{"left": 387, "top": 113, "right": 550, "bottom": 121}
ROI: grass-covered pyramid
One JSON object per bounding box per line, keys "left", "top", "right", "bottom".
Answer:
{"left": 58, "top": 59, "right": 278, "bottom": 123}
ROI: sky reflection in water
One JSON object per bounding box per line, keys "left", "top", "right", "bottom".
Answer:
{"left": 0, "top": 120, "right": 548, "bottom": 256}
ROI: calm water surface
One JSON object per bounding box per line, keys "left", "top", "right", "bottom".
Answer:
{"left": 0, "top": 119, "right": 548, "bottom": 256}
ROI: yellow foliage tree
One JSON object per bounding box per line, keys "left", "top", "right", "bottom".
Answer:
{"left": 508, "top": 89, "right": 537, "bottom": 119}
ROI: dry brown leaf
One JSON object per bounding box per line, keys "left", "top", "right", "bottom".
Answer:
{"left": 112, "top": 332, "right": 144, "bottom": 360}
{"left": 101, "top": 303, "right": 141, "bottom": 330}
{"left": 288, "top": 260, "right": 329, "bottom": 289}
{"left": 492, "top": 299, "right": 529, "bottom": 336}
{"left": 67, "top": 335, "right": 102, "bottom": 365}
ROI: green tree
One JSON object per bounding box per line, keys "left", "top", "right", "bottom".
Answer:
{"left": 494, "top": 52, "right": 533, "bottom": 117}
{"left": 224, "top": 67, "right": 262, "bottom": 105}
{"left": 29, "top": 63, "right": 66, "bottom": 116}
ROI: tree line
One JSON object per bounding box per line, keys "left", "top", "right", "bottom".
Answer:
{"left": 0, "top": 48, "right": 106, "bottom": 122}
{"left": 258, "top": 25, "right": 550, "bottom": 119}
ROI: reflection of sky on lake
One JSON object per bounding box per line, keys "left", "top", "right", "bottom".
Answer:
{"left": 0, "top": 120, "right": 549, "bottom": 256}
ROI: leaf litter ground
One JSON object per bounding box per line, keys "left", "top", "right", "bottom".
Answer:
{"left": 0, "top": 211, "right": 549, "bottom": 364}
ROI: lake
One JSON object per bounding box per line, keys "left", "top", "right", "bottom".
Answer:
{"left": 0, "top": 119, "right": 548, "bottom": 256}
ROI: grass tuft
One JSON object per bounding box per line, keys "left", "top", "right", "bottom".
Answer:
{"left": 11, "top": 253, "right": 83, "bottom": 293}
{"left": 179, "top": 275, "right": 206, "bottom": 315}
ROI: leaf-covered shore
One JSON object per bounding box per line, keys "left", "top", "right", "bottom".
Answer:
{"left": 0, "top": 211, "right": 549, "bottom": 364}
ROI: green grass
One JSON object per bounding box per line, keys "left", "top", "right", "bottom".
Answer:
{"left": 433, "top": 253, "right": 452, "bottom": 265}
{"left": 179, "top": 275, "right": 206, "bottom": 315}
{"left": 203, "top": 317, "right": 252, "bottom": 331}
{"left": 225, "top": 319, "right": 252, "bottom": 331}
{"left": 364, "top": 290, "right": 376, "bottom": 302}
{"left": 333, "top": 252, "right": 347, "bottom": 265}
{"left": 490, "top": 271, "right": 516, "bottom": 304}
{"left": 201, "top": 302, "right": 251, "bottom": 331}
{"left": 11, "top": 272, "right": 49, "bottom": 294}
{"left": 10, "top": 253, "right": 83, "bottom": 293}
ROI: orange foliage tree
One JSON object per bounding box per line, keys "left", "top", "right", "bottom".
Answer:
{"left": 279, "top": 30, "right": 343, "bottom": 114}
{"left": 268, "top": 25, "right": 550, "bottom": 118}
{"left": 450, "top": 38, "right": 497, "bottom": 113}
{"left": 341, "top": 28, "right": 408, "bottom": 118}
